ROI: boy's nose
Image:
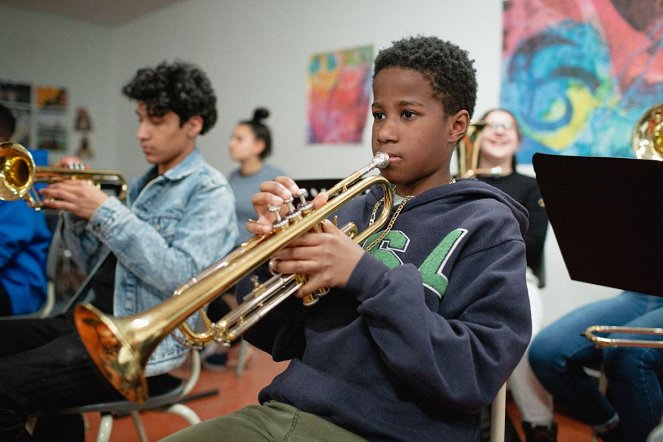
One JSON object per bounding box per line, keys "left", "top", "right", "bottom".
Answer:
{"left": 137, "top": 122, "right": 149, "bottom": 140}
{"left": 375, "top": 119, "right": 398, "bottom": 143}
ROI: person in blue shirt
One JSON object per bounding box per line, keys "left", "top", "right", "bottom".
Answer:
{"left": 0, "top": 103, "right": 52, "bottom": 316}
{"left": 0, "top": 61, "right": 238, "bottom": 441}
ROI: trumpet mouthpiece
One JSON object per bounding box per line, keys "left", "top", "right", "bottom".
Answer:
{"left": 373, "top": 151, "right": 390, "bottom": 169}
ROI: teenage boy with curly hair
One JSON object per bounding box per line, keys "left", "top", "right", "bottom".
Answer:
{"left": 0, "top": 60, "right": 238, "bottom": 441}
{"left": 165, "top": 36, "right": 531, "bottom": 442}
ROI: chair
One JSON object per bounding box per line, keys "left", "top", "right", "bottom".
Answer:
{"left": 234, "top": 338, "right": 252, "bottom": 377}
{"left": 1, "top": 278, "right": 56, "bottom": 320}
{"left": 490, "top": 384, "right": 507, "bottom": 442}
{"left": 55, "top": 350, "right": 202, "bottom": 442}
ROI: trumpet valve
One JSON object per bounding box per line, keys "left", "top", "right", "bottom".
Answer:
{"left": 302, "top": 294, "right": 319, "bottom": 306}
{"left": 284, "top": 197, "right": 302, "bottom": 224}
{"left": 296, "top": 190, "right": 313, "bottom": 216}
{"left": 269, "top": 205, "right": 289, "bottom": 230}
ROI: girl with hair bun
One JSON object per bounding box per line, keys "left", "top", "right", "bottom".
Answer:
{"left": 228, "top": 107, "right": 286, "bottom": 245}
{"left": 203, "top": 107, "right": 286, "bottom": 371}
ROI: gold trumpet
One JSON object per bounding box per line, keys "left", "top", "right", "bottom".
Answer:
{"left": 632, "top": 103, "right": 663, "bottom": 160}
{"left": 75, "top": 152, "right": 393, "bottom": 402}
{"left": 0, "top": 142, "right": 127, "bottom": 209}
{"left": 584, "top": 325, "right": 663, "bottom": 349}
{"left": 455, "top": 121, "right": 504, "bottom": 179}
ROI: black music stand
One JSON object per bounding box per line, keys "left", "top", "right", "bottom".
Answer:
{"left": 532, "top": 153, "right": 663, "bottom": 297}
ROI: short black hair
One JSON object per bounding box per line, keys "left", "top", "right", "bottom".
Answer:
{"left": 374, "top": 36, "right": 477, "bottom": 118}
{"left": 122, "top": 60, "right": 217, "bottom": 134}
{"left": 0, "top": 103, "right": 16, "bottom": 142}
{"left": 239, "top": 107, "right": 273, "bottom": 159}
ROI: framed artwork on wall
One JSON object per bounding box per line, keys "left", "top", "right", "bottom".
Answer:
{"left": 306, "top": 44, "right": 373, "bottom": 145}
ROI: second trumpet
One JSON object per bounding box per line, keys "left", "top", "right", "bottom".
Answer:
{"left": 0, "top": 142, "right": 127, "bottom": 209}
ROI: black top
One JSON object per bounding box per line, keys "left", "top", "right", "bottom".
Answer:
{"left": 479, "top": 172, "right": 549, "bottom": 287}
{"left": 89, "top": 253, "right": 116, "bottom": 313}
{"left": 88, "top": 167, "right": 159, "bottom": 313}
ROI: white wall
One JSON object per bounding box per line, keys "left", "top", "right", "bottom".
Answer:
{"left": 0, "top": 4, "right": 117, "bottom": 168}
{"left": 109, "top": 0, "right": 505, "bottom": 180}
{"left": 0, "top": 0, "right": 619, "bottom": 326}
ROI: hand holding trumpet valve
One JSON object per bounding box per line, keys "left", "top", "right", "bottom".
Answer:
{"left": 39, "top": 177, "right": 109, "bottom": 219}
{"left": 250, "top": 176, "right": 365, "bottom": 302}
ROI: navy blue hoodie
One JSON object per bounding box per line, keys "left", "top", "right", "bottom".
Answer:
{"left": 238, "top": 178, "right": 531, "bottom": 441}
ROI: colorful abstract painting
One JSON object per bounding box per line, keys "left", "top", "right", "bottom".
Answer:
{"left": 501, "top": 0, "right": 663, "bottom": 162}
{"left": 306, "top": 45, "right": 373, "bottom": 144}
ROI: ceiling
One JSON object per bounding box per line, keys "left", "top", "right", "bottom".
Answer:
{"left": 0, "top": 0, "right": 184, "bottom": 27}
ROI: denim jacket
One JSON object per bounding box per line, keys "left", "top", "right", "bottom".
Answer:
{"left": 62, "top": 148, "right": 238, "bottom": 375}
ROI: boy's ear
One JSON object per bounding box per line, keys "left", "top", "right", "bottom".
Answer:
{"left": 186, "top": 115, "right": 204, "bottom": 137}
{"left": 448, "top": 110, "right": 470, "bottom": 143}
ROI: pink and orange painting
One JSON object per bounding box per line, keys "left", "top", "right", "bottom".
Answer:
{"left": 307, "top": 45, "right": 373, "bottom": 144}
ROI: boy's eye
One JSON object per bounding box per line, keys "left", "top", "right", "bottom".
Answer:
{"left": 401, "top": 110, "right": 416, "bottom": 119}
{"left": 372, "top": 112, "right": 385, "bottom": 120}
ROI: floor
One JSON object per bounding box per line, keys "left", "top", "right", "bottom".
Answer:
{"left": 83, "top": 347, "right": 593, "bottom": 442}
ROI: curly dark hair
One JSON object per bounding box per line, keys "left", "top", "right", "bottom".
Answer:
{"left": 0, "top": 103, "right": 16, "bottom": 141}
{"left": 239, "top": 107, "right": 272, "bottom": 159}
{"left": 122, "top": 60, "right": 217, "bottom": 134}
{"left": 374, "top": 36, "right": 477, "bottom": 118}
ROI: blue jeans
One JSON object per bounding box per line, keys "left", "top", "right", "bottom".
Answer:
{"left": 529, "top": 291, "right": 663, "bottom": 441}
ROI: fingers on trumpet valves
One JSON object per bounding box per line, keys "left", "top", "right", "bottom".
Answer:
{"left": 269, "top": 205, "right": 289, "bottom": 230}
{"left": 271, "top": 189, "right": 313, "bottom": 228}
{"left": 295, "top": 189, "right": 314, "bottom": 215}
{"left": 284, "top": 196, "right": 301, "bottom": 223}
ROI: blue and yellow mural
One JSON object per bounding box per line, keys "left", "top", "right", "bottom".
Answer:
{"left": 501, "top": 0, "right": 663, "bottom": 162}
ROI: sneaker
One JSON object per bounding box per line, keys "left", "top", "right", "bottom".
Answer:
{"left": 522, "top": 421, "right": 557, "bottom": 442}
{"left": 202, "top": 351, "right": 229, "bottom": 372}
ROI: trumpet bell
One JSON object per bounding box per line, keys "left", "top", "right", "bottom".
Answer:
{"left": 76, "top": 303, "right": 149, "bottom": 402}
{"left": 0, "top": 142, "right": 35, "bottom": 201}
{"left": 632, "top": 103, "right": 663, "bottom": 160}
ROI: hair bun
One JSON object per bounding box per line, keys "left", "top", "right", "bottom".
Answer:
{"left": 252, "top": 107, "right": 270, "bottom": 123}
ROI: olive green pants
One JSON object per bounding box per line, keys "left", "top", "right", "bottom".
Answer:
{"left": 161, "top": 400, "right": 367, "bottom": 441}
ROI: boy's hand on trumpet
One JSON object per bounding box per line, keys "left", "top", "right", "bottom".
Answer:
{"left": 272, "top": 218, "right": 365, "bottom": 297}
{"left": 247, "top": 176, "right": 366, "bottom": 297}
{"left": 40, "top": 180, "right": 109, "bottom": 219}
{"left": 53, "top": 156, "right": 89, "bottom": 169}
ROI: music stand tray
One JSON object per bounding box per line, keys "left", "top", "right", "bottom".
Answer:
{"left": 532, "top": 153, "right": 663, "bottom": 296}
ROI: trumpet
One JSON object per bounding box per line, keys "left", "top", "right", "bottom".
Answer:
{"left": 0, "top": 142, "right": 127, "bottom": 209}
{"left": 75, "top": 152, "right": 393, "bottom": 402}
{"left": 584, "top": 325, "right": 663, "bottom": 349}
{"left": 632, "top": 103, "right": 663, "bottom": 160}
{"left": 455, "top": 121, "right": 504, "bottom": 179}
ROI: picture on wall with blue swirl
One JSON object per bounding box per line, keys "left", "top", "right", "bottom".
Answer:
{"left": 501, "top": 0, "right": 663, "bottom": 163}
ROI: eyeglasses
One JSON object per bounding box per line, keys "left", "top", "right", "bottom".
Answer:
{"left": 485, "top": 122, "right": 515, "bottom": 131}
